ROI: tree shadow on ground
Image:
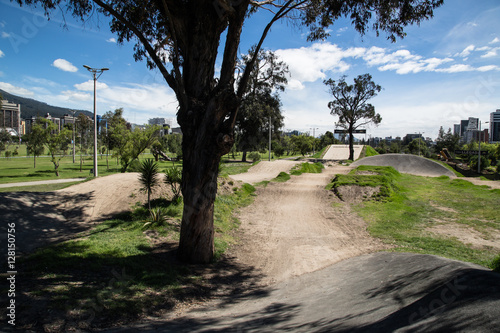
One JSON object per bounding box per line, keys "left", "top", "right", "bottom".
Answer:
{"left": 112, "top": 255, "right": 500, "bottom": 333}
{"left": 0, "top": 191, "right": 94, "bottom": 257}
{"left": 9, "top": 239, "right": 267, "bottom": 332}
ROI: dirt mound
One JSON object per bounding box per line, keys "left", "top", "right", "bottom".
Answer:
{"left": 0, "top": 173, "right": 173, "bottom": 255}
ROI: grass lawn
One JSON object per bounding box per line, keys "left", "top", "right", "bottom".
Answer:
{"left": 0, "top": 151, "right": 182, "bottom": 184}
{"left": 330, "top": 166, "right": 500, "bottom": 270}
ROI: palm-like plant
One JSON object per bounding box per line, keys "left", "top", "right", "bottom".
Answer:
{"left": 139, "top": 158, "right": 160, "bottom": 210}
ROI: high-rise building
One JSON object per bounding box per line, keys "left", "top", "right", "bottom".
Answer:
{"left": 490, "top": 110, "right": 500, "bottom": 143}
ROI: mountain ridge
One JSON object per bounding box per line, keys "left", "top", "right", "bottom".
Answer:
{"left": 0, "top": 89, "right": 92, "bottom": 119}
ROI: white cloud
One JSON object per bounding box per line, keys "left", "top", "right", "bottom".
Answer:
{"left": 74, "top": 80, "right": 109, "bottom": 91}
{"left": 457, "top": 44, "right": 475, "bottom": 57}
{"left": 436, "top": 64, "right": 474, "bottom": 73}
{"left": 276, "top": 43, "right": 352, "bottom": 84}
{"left": 489, "top": 37, "right": 499, "bottom": 44}
{"left": 481, "top": 47, "right": 499, "bottom": 58}
{"left": 107, "top": 38, "right": 117, "bottom": 43}
{"left": 1, "top": 32, "right": 10, "bottom": 38}
{"left": 0, "top": 49, "right": 4, "bottom": 58}
{"left": 477, "top": 65, "right": 499, "bottom": 72}
{"left": 0, "top": 82, "right": 34, "bottom": 97}
{"left": 61, "top": 90, "right": 91, "bottom": 102}
{"left": 52, "top": 59, "right": 78, "bottom": 72}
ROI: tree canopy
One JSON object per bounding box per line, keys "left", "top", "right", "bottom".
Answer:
{"left": 14, "top": 0, "right": 444, "bottom": 263}
{"left": 325, "top": 73, "right": 382, "bottom": 160}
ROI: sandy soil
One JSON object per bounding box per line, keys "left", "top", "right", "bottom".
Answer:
{"left": 230, "top": 163, "right": 387, "bottom": 285}
{"left": 322, "top": 144, "right": 363, "bottom": 160}
{"left": 229, "top": 160, "right": 300, "bottom": 184}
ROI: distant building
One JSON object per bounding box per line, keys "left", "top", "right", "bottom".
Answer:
{"left": 490, "top": 110, "right": 500, "bottom": 143}
{"left": 149, "top": 117, "right": 173, "bottom": 128}
{"left": 453, "top": 124, "right": 460, "bottom": 136}
{"left": 171, "top": 127, "right": 182, "bottom": 134}
{"left": 1, "top": 100, "right": 21, "bottom": 136}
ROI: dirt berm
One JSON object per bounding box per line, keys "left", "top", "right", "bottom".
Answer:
{"left": 351, "top": 154, "right": 455, "bottom": 177}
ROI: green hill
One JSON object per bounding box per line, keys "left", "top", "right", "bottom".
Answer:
{"left": 0, "top": 89, "right": 92, "bottom": 119}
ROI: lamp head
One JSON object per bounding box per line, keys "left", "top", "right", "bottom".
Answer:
{"left": 83, "top": 65, "right": 91, "bottom": 70}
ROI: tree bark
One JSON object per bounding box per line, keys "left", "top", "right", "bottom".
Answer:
{"left": 177, "top": 91, "right": 236, "bottom": 264}
{"left": 348, "top": 124, "right": 354, "bottom": 161}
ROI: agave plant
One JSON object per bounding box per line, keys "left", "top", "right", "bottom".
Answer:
{"left": 138, "top": 158, "right": 160, "bottom": 210}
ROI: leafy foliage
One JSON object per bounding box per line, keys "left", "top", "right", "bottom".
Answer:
{"left": 165, "top": 166, "right": 182, "bottom": 200}
{"left": 324, "top": 74, "right": 382, "bottom": 160}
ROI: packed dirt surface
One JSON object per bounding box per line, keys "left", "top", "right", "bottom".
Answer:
{"left": 352, "top": 153, "right": 455, "bottom": 177}
{"left": 230, "top": 160, "right": 300, "bottom": 183}
{"left": 322, "top": 144, "right": 363, "bottom": 160}
{"left": 230, "top": 162, "right": 387, "bottom": 285}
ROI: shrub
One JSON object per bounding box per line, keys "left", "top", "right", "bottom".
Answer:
{"left": 127, "top": 159, "right": 142, "bottom": 172}
{"left": 165, "top": 166, "right": 182, "bottom": 199}
{"left": 248, "top": 152, "right": 261, "bottom": 162}
{"left": 491, "top": 254, "right": 500, "bottom": 273}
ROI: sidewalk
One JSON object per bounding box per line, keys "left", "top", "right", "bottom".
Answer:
{"left": 0, "top": 178, "right": 85, "bottom": 188}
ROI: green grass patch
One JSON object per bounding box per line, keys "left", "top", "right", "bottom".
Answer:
{"left": 271, "top": 171, "right": 291, "bottom": 182}
{"left": 364, "top": 145, "right": 379, "bottom": 157}
{"left": 290, "top": 162, "right": 324, "bottom": 176}
{"left": 328, "top": 166, "right": 401, "bottom": 201}
{"left": 0, "top": 180, "right": 85, "bottom": 192}
{"left": 213, "top": 183, "right": 256, "bottom": 260}
{"left": 354, "top": 172, "right": 500, "bottom": 269}
{"left": 218, "top": 161, "right": 256, "bottom": 177}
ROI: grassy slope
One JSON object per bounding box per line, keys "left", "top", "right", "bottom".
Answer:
{"left": 333, "top": 166, "right": 500, "bottom": 269}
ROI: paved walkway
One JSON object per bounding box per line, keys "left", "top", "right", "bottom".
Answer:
{"left": 0, "top": 178, "right": 85, "bottom": 188}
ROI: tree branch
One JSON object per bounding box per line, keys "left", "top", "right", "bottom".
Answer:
{"left": 237, "top": 0, "right": 307, "bottom": 98}
{"left": 92, "top": 0, "right": 180, "bottom": 97}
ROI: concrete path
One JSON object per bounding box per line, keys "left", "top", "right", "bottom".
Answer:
{"left": 0, "top": 178, "right": 85, "bottom": 188}
{"left": 103, "top": 252, "right": 500, "bottom": 332}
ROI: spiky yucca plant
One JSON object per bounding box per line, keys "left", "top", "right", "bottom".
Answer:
{"left": 139, "top": 158, "right": 160, "bottom": 210}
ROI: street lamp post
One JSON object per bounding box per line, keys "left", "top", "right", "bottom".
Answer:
{"left": 69, "top": 110, "right": 76, "bottom": 164}
{"left": 416, "top": 132, "right": 425, "bottom": 156}
{"left": 310, "top": 127, "right": 319, "bottom": 155}
{"left": 83, "top": 65, "right": 108, "bottom": 178}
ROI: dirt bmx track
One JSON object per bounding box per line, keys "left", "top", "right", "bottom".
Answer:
{"left": 1, "top": 145, "right": 499, "bottom": 332}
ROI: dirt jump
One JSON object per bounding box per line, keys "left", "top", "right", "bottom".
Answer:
{"left": 351, "top": 153, "right": 455, "bottom": 177}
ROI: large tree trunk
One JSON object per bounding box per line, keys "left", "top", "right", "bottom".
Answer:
{"left": 177, "top": 93, "right": 236, "bottom": 264}
{"left": 348, "top": 125, "right": 355, "bottom": 161}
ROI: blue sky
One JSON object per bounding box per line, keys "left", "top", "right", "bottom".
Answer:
{"left": 0, "top": 0, "right": 499, "bottom": 140}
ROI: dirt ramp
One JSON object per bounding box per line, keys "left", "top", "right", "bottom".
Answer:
{"left": 352, "top": 154, "right": 455, "bottom": 177}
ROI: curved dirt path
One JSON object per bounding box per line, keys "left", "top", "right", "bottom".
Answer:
{"left": 230, "top": 162, "right": 387, "bottom": 285}
{"left": 230, "top": 160, "right": 300, "bottom": 184}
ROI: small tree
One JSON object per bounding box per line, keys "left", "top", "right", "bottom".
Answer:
{"left": 139, "top": 159, "right": 160, "bottom": 210}
{"left": 26, "top": 119, "right": 47, "bottom": 168}
{"left": 324, "top": 74, "right": 382, "bottom": 160}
